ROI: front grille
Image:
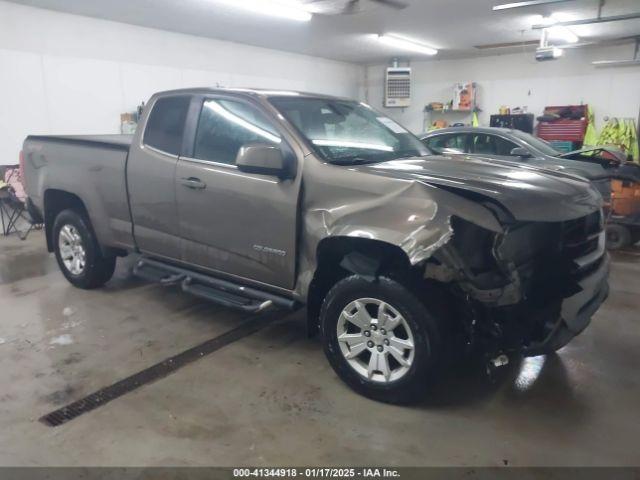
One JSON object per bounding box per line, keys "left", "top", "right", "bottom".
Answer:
{"left": 561, "top": 210, "right": 603, "bottom": 260}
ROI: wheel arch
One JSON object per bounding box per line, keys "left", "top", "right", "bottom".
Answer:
{"left": 44, "top": 189, "right": 90, "bottom": 252}
{"left": 43, "top": 188, "right": 123, "bottom": 258}
{"left": 306, "top": 236, "right": 415, "bottom": 337}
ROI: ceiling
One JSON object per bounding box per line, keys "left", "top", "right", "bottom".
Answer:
{"left": 7, "top": 0, "right": 640, "bottom": 63}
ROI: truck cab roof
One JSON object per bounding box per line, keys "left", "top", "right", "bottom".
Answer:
{"left": 152, "top": 87, "right": 350, "bottom": 102}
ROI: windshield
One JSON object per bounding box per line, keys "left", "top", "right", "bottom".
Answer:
{"left": 269, "top": 97, "right": 429, "bottom": 164}
{"left": 510, "top": 130, "right": 561, "bottom": 157}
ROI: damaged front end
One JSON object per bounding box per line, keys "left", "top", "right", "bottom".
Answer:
{"left": 425, "top": 210, "right": 610, "bottom": 358}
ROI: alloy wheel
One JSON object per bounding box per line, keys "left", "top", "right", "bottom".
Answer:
{"left": 337, "top": 298, "right": 415, "bottom": 383}
{"left": 58, "top": 224, "right": 86, "bottom": 275}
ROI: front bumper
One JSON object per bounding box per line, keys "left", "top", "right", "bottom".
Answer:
{"left": 525, "top": 251, "right": 610, "bottom": 356}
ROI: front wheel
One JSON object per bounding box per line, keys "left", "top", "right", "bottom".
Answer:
{"left": 53, "top": 209, "right": 116, "bottom": 289}
{"left": 320, "top": 275, "right": 443, "bottom": 404}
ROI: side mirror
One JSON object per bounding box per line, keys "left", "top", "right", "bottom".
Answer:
{"left": 236, "top": 143, "right": 291, "bottom": 178}
{"left": 510, "top": 147, "right": 533, "bottom": 158}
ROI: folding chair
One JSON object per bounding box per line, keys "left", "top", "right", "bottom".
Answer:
{"left": 0, "top": 183, "right": 38, "bottom": 240}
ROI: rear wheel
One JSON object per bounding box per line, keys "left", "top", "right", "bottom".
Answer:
{"left": 606, "top": 224, "right": 632, "bottom": 250}
{"left": 320, "top": 275, "right": 442, "bottom": 404}
{"left": 53, "top": 209, "right": 116, "bottom": 289}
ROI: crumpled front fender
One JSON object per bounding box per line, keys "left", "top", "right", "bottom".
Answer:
{"left": 296, "top": 158, "right": 504, "bottom": 298}
{"left": 309, "top": 181, "right": 502, "bottom": 265}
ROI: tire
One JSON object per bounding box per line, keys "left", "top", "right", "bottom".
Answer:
{"left": 320, "top": 275, "right": 443, "bottom": 404}
{"left": 606, "top": 224, "right": 632, "bottom": 250}
{"left": 53, "top": 209, "right": 116, "bottom": 289}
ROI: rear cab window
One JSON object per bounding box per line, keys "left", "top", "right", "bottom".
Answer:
{"left": 143, "top": 96, "right": 191, "bottom": 156}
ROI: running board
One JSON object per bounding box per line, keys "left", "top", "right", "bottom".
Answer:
{"left": 133, "top": 257, "right": 298, "bottom": 313}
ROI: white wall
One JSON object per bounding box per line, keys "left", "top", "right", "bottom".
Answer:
{"left": 365, "top": 44, "right": 640, "bottom": 135}
{"left": 0, "top": 1, "right": 364, "bottom": 165}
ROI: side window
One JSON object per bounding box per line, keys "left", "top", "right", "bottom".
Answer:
{"left": 143, "top": 96, "right": 191, "bottom": 156}
{"left": 426, "top": 134, "right": 466, "bottom": 154}
{"left": 470, "top": 134, "right": 496, "bottom": 155}
{"left": 194, "top": 98, "right": 281, "bottom": 165}
{"left": 494, "top": 137, "right": 520, "bottom": 156}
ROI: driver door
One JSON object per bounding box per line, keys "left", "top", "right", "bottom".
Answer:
{"left": 175, "top": 95, "right": 301, "bottom": 289}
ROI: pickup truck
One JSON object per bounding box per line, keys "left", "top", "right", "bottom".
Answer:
{"left": 22, "top": 88, "right": 610, "bottom": 403}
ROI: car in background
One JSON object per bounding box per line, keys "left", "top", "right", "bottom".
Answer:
{"left": 422, "top": 127, "right": 640, "bottom": 249}
{"left": 421, "top": 127, "right": 614, "bottom": 200}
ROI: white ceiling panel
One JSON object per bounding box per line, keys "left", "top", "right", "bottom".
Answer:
{"left": 6, "top": 0, "right": 640, "bottom": 63}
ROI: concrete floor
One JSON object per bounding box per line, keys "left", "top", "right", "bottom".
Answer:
{"left": 0, "top": 231, "right": 639, "bottom": 467}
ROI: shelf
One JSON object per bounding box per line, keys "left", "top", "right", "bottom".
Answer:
{"left": 424, "top": 108, "right": 475, "bottom": 114}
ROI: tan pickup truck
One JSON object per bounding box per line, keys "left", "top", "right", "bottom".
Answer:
{"left": 22, "top": 88, "right": 609, "bottom": 403}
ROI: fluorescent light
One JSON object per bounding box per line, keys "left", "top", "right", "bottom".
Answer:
{"left": 378, "top": 35, "right": 438, "bottom": 56}
{"left": 539, "top": 17, "right": 557, "bottom": 26}
{"left": 532, "top": 12, "right": 574, "bottom": 26}
{"left": 547, "top": 25, "right": 579, "bottom": 43}
{"left": 493, "top": 0, "right": 572, "bottom": 11}
{"left": 312, "top": 140, "right": 394, "bottom": 152}
{"left": 213, "top": 0, "right": 312, "bottom": 22}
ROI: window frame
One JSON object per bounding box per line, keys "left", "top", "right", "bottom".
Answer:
{"left": 181, "top": 94, "right": 290, "bottom": 170}
{"left": 469, "top": 132, "right": 522, "bottom": 157}
{"left": 490, "top": 135, "right": 520, "bottom": 157}
{"left": 469, "top": 133, "right": 498, "bottom": 155}
{"left": 425, "top": 133, "right": 469, "bottom": 155}
{"left": 141, "top": 94, "right": 193, "bottom": 158}
{"left": 268, "top": 96, "right": 428, "bottom": 165}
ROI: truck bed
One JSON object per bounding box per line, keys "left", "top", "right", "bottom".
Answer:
{"left": 26, "top": 134, "right": 133, "bottom": 151}
{"left": 23, "top": 133, "right": 135, "bottom": 251}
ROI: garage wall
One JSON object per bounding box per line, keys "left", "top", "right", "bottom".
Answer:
{"left": 365, "top": 44, "right": 640, "bottom": 134}
{"left": 0, "top": 1, "right": 364, "bottom": 165}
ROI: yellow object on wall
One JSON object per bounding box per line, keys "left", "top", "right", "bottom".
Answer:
{"left": 598, "top": 118, "right": 639, "bottom": 162}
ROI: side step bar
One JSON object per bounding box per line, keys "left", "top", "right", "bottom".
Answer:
{"left": 133, "top": 257, "right": 298, "bottom": 313}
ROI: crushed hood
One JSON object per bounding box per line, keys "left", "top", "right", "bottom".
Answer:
{"left": 359, "top": 155, "right": 602, "bottom": 222}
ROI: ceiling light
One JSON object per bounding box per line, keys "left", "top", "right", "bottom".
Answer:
{"left": 378, "top": 35, "right": 438, "bottom": 56}
{"left": 547, "top": 25, "right": 579, "bottom": 43}
{"left": 535, "top": 46, "right": 564, "bottom": 61}
{"left": 531, "top": 12, "right": 574, "bottom": 27}
{"left": 213, "top": 0, "right": 312, "bottom": 22}
{"left": 493, "top": 0, "right": 573, "bottom": 11}
{"left": 537, "top": 16, "right": 558, "bottom": 26}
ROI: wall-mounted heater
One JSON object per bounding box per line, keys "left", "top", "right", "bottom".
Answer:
{"left": 385, "top": 67, "right": 411, "bottom": 108}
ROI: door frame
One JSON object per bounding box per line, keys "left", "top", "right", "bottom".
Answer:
{"left": 174, "top": 92, "right": 305, "bottom": 293}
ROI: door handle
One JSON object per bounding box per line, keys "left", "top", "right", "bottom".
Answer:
{"left": 180, "top": 177, "right": 207, "bottom": 190}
